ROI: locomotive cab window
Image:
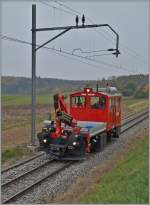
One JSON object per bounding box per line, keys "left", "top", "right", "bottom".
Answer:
{"left": 72, "top": 96, "right": 86, "bottom": 108}
{"left": 90, "top": 96, "right": 106, "bottom": 109}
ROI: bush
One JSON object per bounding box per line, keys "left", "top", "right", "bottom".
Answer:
{"left": 134, "top": 85, "right": 149, "bottom": 99}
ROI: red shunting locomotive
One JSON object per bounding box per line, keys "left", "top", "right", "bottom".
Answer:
{"left": 37, "top": 86, "right": 122, "bottom": 160}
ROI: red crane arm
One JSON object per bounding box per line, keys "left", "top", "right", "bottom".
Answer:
{"left": 54, "top": 94, "right": 68, "bottom": 114}
{"left": 53, "top": 94, "right": 77, "bottom": 135}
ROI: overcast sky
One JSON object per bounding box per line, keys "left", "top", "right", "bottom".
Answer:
{"left": 1, "top": 0, "right": 150, "bottom": 80}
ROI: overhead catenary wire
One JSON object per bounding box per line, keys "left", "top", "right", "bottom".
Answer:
{"left": 85, "top": 53, "right": 114, "bottom": 58}
{"left": 41, "top": 0, "right": 148, "bottom": 66}
{"left": 39, "top": 0, "right": 77, "bottom": 16}
{"left": 0, "top": 34, "right": 140, "bottom": 74}
{"left": 39, "top": 0, "right": 121, "bottom": 58}
{"left": 0, "top": 34, "right": 116, "bottom": 73}
{"left": 39, "top": 0, "right": 115, "bottom": 47}
{"left": 1, "top": 34, "right": 140, "bottom": 74}
{"left": 72, "top": 48, "right": 111, "bottom": 55}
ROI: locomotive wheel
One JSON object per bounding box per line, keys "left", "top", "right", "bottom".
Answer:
{"left": 107, "top": 132, "right": 112, "bottom": 143}
{"left": 75, "top": 138, "right": 86, "bottom": 156}
{"left": 91, "top": 137, "right": 101, "bottom": 152}
{"left": 114, "top": 127, "right": 120, "bottom": 138}
{"left": 100, "top": 134, "right": 107, "bottom": 151}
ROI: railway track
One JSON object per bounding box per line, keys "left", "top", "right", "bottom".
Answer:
{"left": 1, "top": 109, "right": 148, "bottom": 204}
{"left": 2, "top": 160, "right": 74, "bottom": 204}
{"left": 1, "top": 151, "right": 45, "bottom": 174}
{"left": 121, "top": 109, "right": 148, "bottom": 132}
{"left": 2, "top": 108, "right": 148, "bottom": 175}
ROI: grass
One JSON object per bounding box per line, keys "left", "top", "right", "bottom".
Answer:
{"left": 124, "top": 98, "right": 148, "bottom": 109}
{"left": 2, "top": 146, "right": 32, "bottom": 163}
{"left": 2, "top": 116, "right": 44, "bottom": 131}
{"left": 81, "top": 136, "right": 149, "bottom": 204}
{"left": 1, "top": 94, "right": 53, "bottom": 106}
{"left": 1, "top": 96, "right": 148, "bottom": 132}
{"left": 2, "top": 94, "right": 148, "bottom": 107}
{"left": 2, "top": 92, "right": 71, "bottom": 106}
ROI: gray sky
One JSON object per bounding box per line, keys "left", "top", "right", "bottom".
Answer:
{"left": 1, "top": 0, "right": 150, "bottom": 80}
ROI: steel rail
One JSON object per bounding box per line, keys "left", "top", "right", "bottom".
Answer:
{"left": 121, "top": 113, "right": 149, "bottom": 133}
{"left": 2, "top": 161, "right": 74, "bottom": 204}
{"left": 1, "top": 152, "right": 45, "bottom": 174}
{"left": 1, "top": 159, "right": 54, "bottom": 187}
{"left": 122, "top": 110, "right": 148, "bottom": 127}
{"left": 122, "top": 108, "right": 148, "bottom": 121}
{"left": 2, "top": 109, "right": 148, "bottom": 174}
{"left": 1, "top": 111, "right": 148, "bottom": 204}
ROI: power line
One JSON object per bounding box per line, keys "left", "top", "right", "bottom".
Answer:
{"left": 39, "top": 0, "right": 120, "bottom": 56}
{"left": 0, "top": 34, "right": 116, "bottom": 73}
{"left": 41, "top": 0, "right": 145, "bottom": 64}
{"left": 72, "top": 48, "right": 111, "bottom": 54}
{"left": 51, "top": 0, "right": 81, "bottom": 16}
{"left": 43, "top": 0, "right": 148, "bottom": 65}
{"left": 1, "top": 34, "right": 31, "bottom": 45}
{"left": 39, "top": 0, "right": 76, "bottom": 16}
{"left": 1, "top": 34, "right": 139, "bottom": 74}
{"left": 85, "top": 53, "right": 114, "bottom": 58}
{"left": 39, "top": 1, "right": 116, "bottom": 46}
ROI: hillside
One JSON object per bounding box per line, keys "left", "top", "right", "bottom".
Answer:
{"left": 1, "top": 74, "right": 149, "bottom": 97}
{"left": 1, "top": 76, "right": 87, "bottom": 95}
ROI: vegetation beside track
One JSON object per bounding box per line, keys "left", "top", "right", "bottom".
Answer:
{"left": 2, "top": 97, "right": 148, "bottom": 131}
{"left": 1, "top": 91, "right": 149, "bottom": 164}
{"left": 123, "top": 98, "right": 148, "bottom": 112}
{"left": 1, "top": 97, "right": 148, "bottom": 152}
{"left": 2, "top": 75, "right": 149, "bottom": 97}
{"left": 81, "top": 135, "right": 149, "bottom": 204}
{"left": 2, "top": 146, "right": 33, "bottom": 164}
{"left": 2, "top": 94, "right": 57, "bottom": 106}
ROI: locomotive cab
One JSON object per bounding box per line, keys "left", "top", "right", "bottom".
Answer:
{"left": 70, "top": 87, "right": 121, "bottom": 135}
{"left": 70, "top": 88, "right": 108, "bottom": 122}
{"left": 37, "top": 87, "right": 121, "bottom": 160}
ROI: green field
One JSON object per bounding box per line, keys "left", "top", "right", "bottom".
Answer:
{"left": 81, "top": 136, "right": 149, "bottom": 204}
{"left": 2, "top": 94, "right": 54, "bottom": 106}
{"left": 124, "top": 98, "right": 148, "bottom": 109}
{"left": 2, "top": 94, "right": 148, "bottom": 107}
{"left": 2, "top": 146, "right": 32, "bottom": 163}
{"left": 2, "top": 92, "right": 71, "bottom": 106}
{"left": 2, "top": 96, "right": 148, "bottom": 131}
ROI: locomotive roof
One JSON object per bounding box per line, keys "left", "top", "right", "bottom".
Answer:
{"left": 98, "top": 91, "right": 121, "bottom": 97}
{"left": 70, "top": 87, "right": 121, "bottom": 97}
{"left": 71, "top": 92, "right": 121, "bottom": 97}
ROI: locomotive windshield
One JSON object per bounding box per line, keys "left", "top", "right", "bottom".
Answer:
{"left": 72, "top": 96, "right": 86, "bottom": 108}
{"left": 90, "top": 96, "right": 106, "bottom": 109}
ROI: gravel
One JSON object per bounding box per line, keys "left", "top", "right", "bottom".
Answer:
{"left": 11, "top": 118, "right": 148, "bottom": 204}
{"left": 1, "top": 161, "right": 67, "bottom": 202}
{"left": 2, "top": 109, "right": 147, "bottom": 183}
{"left": 1, "top": 153, "right": 48, "bottom": 184}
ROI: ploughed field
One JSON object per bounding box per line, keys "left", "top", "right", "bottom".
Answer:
{"left": 1, "top": 94, "right": 148, "bottom": 150}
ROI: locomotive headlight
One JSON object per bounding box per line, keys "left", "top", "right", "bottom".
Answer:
{"left": 73, "top": 141, "right": 77, "bottom": 146}
{"left": 43, "top": 139, "right": 47, "bottom": 143}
